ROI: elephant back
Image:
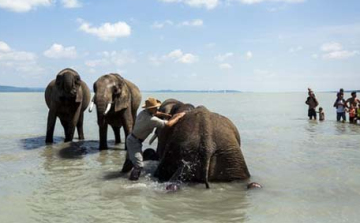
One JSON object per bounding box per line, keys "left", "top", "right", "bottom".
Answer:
{"left": 123, "top": 79, "right": 141, "bottom": 114}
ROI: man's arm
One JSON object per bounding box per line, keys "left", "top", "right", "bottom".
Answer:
{"left": 165, "top": 112, "right": 186, "bottom": 127}
{"left": 344, "top": 98, "right": 350, "bottom": 108}
{"left": 154, "top": 111, "right": 172, "bottom": 119}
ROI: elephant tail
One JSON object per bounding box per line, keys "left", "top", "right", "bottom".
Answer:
{"left": 198, "top": 107, "right": 213, "bottom": 189}
{"left": 203, "top": 154, "right": 211, "bottom": 189}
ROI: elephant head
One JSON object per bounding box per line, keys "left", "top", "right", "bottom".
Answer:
{"left": 55, "top": 68, "right": 83, "bottom": 102}
{"left": 90, "top": 73, "right": 141, "bottom": 150}
{"left": 91, "top": 73, "right": 130, "bottom": 119}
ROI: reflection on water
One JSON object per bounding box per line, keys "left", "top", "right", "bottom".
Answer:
{"left": 1, "top": 93, "right": 360, "bottom": 222}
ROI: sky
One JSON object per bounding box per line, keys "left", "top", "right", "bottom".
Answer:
{"left": 0, "top": 0, "right": 359, "bottom": 92}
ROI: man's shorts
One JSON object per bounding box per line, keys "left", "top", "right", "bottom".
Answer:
{"left": 308, "top": 108, "right": 316, "bottom": 118}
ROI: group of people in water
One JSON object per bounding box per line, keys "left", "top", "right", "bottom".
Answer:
{"left": 305, "top": 88, "right": 360, "bottom": 123}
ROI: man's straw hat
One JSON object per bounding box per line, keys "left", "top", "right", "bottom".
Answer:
{"left": 142, "top": 97, "right": 161, "bottom": 109}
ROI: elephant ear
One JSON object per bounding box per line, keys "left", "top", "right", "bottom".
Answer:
{"left": 75, "top": 84, "right": 83, "bottom": 103}
{"left": 114, "top": 76, "right": 130, "bottom": 112}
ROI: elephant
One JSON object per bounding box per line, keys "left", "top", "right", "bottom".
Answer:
{"left": 154, "top": 104, "right": 250, "bottom": 189}
{"left": 89, "top": 73, "right": 141, "bottom": 150}
{"left": 45, "top": 68, "right": 90, "bottom": 143}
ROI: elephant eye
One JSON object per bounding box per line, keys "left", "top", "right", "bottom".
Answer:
{"left": 113, "top": 86, "right": 121, "bottom": 95}
{"left": 75, "top": 76, "right": 81, "bottom": 84}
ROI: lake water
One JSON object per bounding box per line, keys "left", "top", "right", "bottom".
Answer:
{"left": 0, "top": 92, "right": 360, "bottom": 223}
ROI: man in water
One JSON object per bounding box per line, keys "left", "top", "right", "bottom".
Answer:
{"left": 305, "top": 89, "right": 319, "bottom": 120}
{"left": 345, "top": 91, "right": 360, "bottom": 109}
{"left": 121, "top": 97, "right": 185, "bottom": 181}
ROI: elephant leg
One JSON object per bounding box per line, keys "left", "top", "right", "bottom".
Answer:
{"left": 99, "top": 124, "right": 108, "bottom": 150}
{"left": 112, "top": 126, "right": 121, "bottom": 144}
{"left": 77, "top": 112, "right": 85, "bottom": 140}
{"left": 46, "top": 110, "right": 57, "bottom": 143}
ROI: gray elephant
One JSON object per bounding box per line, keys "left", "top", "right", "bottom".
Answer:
{"left": 155, "top": 104, "right": 250, "bottom": 189}
{"left": 89, "top": 73, "right": 141, "bottom": 150}
{"left": 45, "top": 68, "right": 90, "bottom": 143}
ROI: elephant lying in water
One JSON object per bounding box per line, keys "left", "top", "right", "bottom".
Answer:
{"left": 45, "top": 68, "right": 90, "bottom": 143}
{"left": 154, "top": 102, "right": 251, "bottom": 188}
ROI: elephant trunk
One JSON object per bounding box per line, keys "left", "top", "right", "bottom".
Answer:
{"left": 95, "top": 94, "right": 113, "bottom": 124}
{"left": 63, "top": 73, "right": 76, "bottom": 97}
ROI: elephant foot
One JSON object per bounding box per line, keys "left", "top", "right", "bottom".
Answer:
{"left": 45, "top": 136, "right": 53, "bottom": 144}
{"left": 99, "top": 146, "right": 108, "bottom": 150}
{"left": 247, "top": 182, "right": 262, "bottom": 189}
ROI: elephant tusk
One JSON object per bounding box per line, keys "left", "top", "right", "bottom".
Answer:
{"left": 89, "top": 101, "right": 94, "bottom": 112}
{"left": 104, "top": 103, "right": 112, "bottom": 115}
{"left": 88, "top": 96, "right": 95, "bottom": 112}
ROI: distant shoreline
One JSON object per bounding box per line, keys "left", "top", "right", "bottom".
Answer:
{"left": 0, "top": 85, "right": 359, "bottom": 93}
{"left": 0, "top": 85, "right": 241, "bottom": 93}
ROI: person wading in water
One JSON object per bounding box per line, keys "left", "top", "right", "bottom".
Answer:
{"left": 121, "top": 97, "right": 186, "bottom": 181}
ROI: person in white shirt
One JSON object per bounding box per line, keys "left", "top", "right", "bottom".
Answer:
{"left": 121, "top": 97, "right": 185, "bottom": 181}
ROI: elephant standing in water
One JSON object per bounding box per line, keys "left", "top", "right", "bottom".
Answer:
{"left": 89, "top": 73, "right": 141, "bottom": 150}
{"left": 45, "top": 68, "right": 90, "bottom": 143}
{"left": 155, "top": 103, "right": 250, "bottom": 188}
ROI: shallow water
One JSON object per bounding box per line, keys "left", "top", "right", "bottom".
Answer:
{"left": 0, "top": 92, "right": 360, "bottom": 223}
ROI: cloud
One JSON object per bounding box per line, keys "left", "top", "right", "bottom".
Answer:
{"left": 219, "top": 63, "right": 232, "bottom": 69}
{"left": 43, "top": 43, "right": 77, "bottom": 59}
{"left": 236, "top": 0, "right": 305, "bottom": 4}
{"left": 180, "top": 19, "right": 203, "bottom": 27}
{"left": 150, "top": 49, "right": 199, "bottom": 65}
{"left": 321, "top": 42, "right": 343, "bottom": 52}
{"left": 178, "top": 53, "right": 198, "bottom": 63}
{"left": 85, "top": 51, "right": 136, "bottom": 68}
{"left": 319, "top": 42, "right": 359, "bottom": 60}
{"left": 289, "top": 46, "right": 303, "bottom": 53}
{"left": 61, "top": 0, "right": 81, "bottom": 8}
{"left": 79, "top": 20, "right": 131, "bottom": 41}
{"left": 215, "top": 52, "right": 234, "bottom": 62}
{"left": 0, "top": 41, "right": 11, "bottom": 52}
{"left": 246, "top": 51, "right": 253, "bottom": 59}
{"left": 311, "top": 54, "right": 319, "bottom": 59}
{"left": 151, "top": 20, "right": 174, "bottom": 29}
{"left": 0, "top": 0, "right": 51, "bottom": 12}
{"left": 151, "top": 19, "right": 203, "bottom": 29}
{"left": 0, "top": 40, "right": 42, "bottom": 73}
{"left": 158, "top": 0, "right": 219, "bottom": 9}
{"left": 322, "top": 50, "right": 359, "bottom": 60}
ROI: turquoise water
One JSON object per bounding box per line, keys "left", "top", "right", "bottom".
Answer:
{"left": 0, "top": 92, "right": 360, "bottom": 223}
